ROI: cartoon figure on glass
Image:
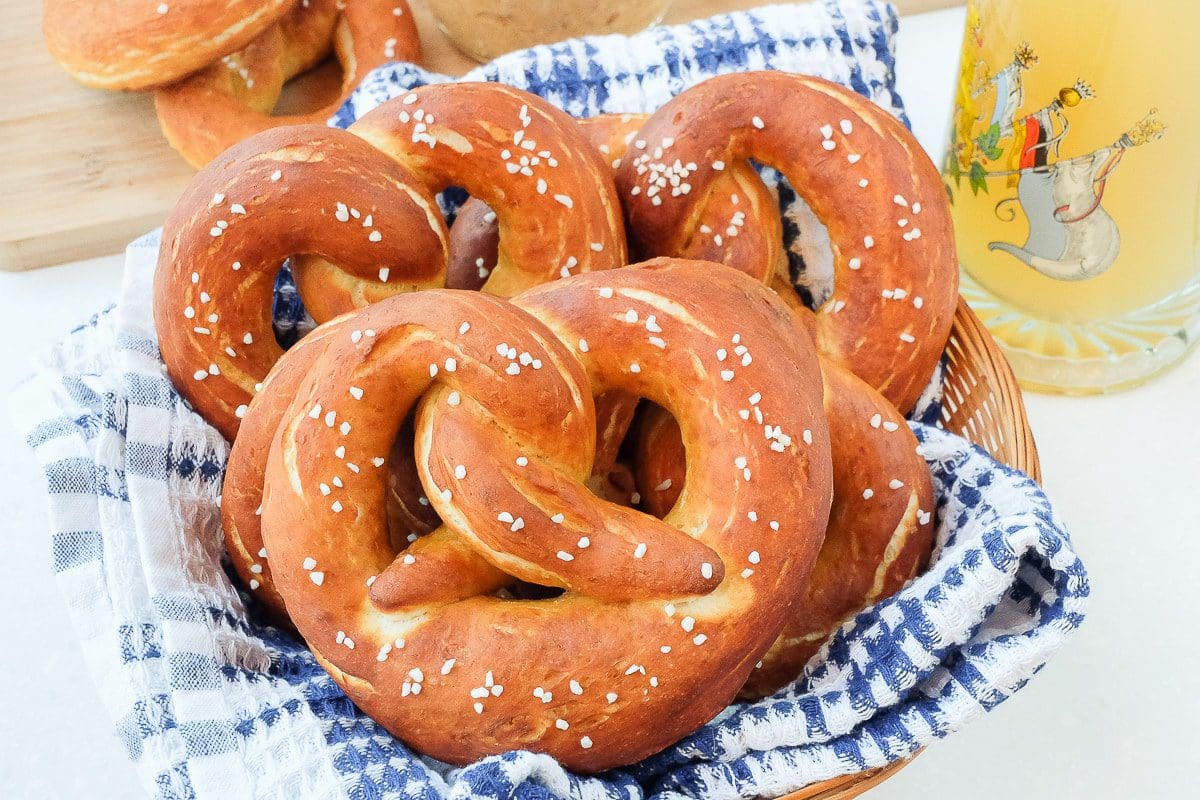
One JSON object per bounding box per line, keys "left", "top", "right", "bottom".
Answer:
{"left": 946, "top": 38, "right": 1167, "bottom": 282}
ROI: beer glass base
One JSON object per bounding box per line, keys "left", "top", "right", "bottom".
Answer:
{"left": 960, "top": 270, "right": 1200, "bottom": 395}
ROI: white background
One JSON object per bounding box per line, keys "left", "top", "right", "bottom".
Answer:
{"left": 3, "top": 6, "right": 1198, "bottom": 798}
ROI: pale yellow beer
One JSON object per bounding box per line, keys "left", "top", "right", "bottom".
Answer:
{"left": 945, "top": 0, "right": 1199, "bottom": 392}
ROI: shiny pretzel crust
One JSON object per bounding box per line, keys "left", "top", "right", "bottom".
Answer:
{"left": 254, "top": 262, "right": 832, "bottom": 771}
{"left": 154, "top": 124, "right": 448, "bottom": 441}
{"left": 636, "top": 362, "right": 935, "bottom": 698}
{"left": 155, "top": 83, "right": 626, "bottom": 441}
{"left": 447, "top": 112, "right": 780, "bottom": 291}
{"left": 348, "top": 83, "right": 628, "bottom": 299}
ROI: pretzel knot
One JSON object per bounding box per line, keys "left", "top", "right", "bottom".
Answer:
{"left": 250, "top": 261, "right": 832, "bottom": 770}
{"left": 636, "top": 361, "right": 936, "bottom": 699}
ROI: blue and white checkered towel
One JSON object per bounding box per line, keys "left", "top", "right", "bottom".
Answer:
{"left": 9, "top": 2, "right": 1089, "bottom": 798}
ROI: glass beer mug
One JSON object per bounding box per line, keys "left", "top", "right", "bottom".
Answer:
{"left": 944, "top": 0, "right": 1199, "bottom": 393}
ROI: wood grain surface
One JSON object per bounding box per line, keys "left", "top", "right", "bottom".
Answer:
{"left": 2, "top": 0, "right": 958, "bottom": 271}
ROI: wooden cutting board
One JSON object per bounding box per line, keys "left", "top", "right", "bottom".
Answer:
{"left": 1, "top": 0, "right": 955, "bottom": 271}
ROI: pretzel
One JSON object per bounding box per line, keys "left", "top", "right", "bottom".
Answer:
{"left": 224, "top": 311, "right": 485, "bottom": 623}
{"left": 446, "top": 93, "right": 942, "bottom": 678}
{"left": 593, "top": 74, "right": 950, "bottom": 693}
{"left": 155, "top": 0, "right": 421, "bottom": 168}
{"left": 43, "top": 0, "right": 292, "bottom": 90}
{"left": 155, "top": 83, "right": 626, "bottom": 441}
{"left": 635, "top": 361, "right": 934, "bottom": 698}
{"left": 226, "top": 332, "right": 640, "bottom": 625}
{"left": 248, "top": 261, "right": 832, "bottom": 770}
{"left": 616, "top": 71, "right": 958, "bottom": 414}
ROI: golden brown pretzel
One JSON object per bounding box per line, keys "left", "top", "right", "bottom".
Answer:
{"left": 155, "top": 83, "right": 625, "bottom": 441}
{"left": 609, "top": 75, "right": 947, "bottom": 695}
{"left": 616, "top": 71, "right": 958, "bottom": 414}
{"left": 222, "top": 312, "right": 353, "bottom": 620}
{"left": 251, "top": 261, "right": 832, "bottom": 770}
{"left": 224, "top": 339, "right": 634, "bottom": 625}
{"left": 225, "top": 332, "right": 640, "bottom": 623}
{"left": 155, "top": 0, "right": 421, "bottom": 168}
{"left": 43, "top": 0, "right": 293, "bottom": 90}
{"left": 633, "top": 403, "right": 686, "bottom": 517}
{"left": 744, "top": 363, "right": 933, "bottom": 697}
{"left": 635, "top": 362, "right": 934, "bottom": 698}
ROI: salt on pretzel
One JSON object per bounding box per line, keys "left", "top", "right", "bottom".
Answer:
{"left": 603, "top": 74, "right": 947, "bottom": 693}
{"left": 155, "top": 0, "right": 421, "bottom": 168}
{"left": 223, "top": 312, "right": 499, "bottom": 623}
{"left": 155, "top": 83, "right": 626, "bottom": 441}
{"left": 443, "top": 111, "right": 779, "bottom": 480}
{"left": 447, "top": 112, "right": 781, "bottom": 291}
{"left": 249, "top": 261, "right": 832, "bottom": 770}
{"left": 438, "top": 84, "right": 943, "bottom": 701}
{"left": 223, "top": 311, "right": 354, "bottom": 619}
{"left": 154, "top": 123, "right": 448, "bottom": 442}
{"left": 341, "top": 83, "right": 627, "bottom": 302}
{"left": 43, "top": 0, "right": 293, "bottom": 90}
{"left": 225, "top": 331, "right": 640, "bottom": 623}
{"left": 616, "top": 71, "right": 958, "bottom": 414}
{"left": 635, "top": 361, "right": 934, "bottom": 698}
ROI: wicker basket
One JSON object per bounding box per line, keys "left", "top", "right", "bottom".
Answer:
{"left": 774, "top": 297, "right": 1043, "bottom": 800}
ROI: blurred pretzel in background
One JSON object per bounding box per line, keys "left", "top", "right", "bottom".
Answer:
{"left": 156, "top": 0, "right": 422, "bottom": 168}
{"left": 43, "top": 0, "right": 294, "bottom": 89}
{"left": 43, "top": 0, "right": 425, "bottom": 167}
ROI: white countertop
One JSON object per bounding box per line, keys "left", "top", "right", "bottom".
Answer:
{"left": 3, "top": 6, "right": 1197, "bottom": 798}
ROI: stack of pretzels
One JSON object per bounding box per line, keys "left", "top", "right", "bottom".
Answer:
{"left": 153, "top": 73, "right": 957, "bottom": 772}
{"left": 43, "top": 0, "right": 421, "bottom": 167}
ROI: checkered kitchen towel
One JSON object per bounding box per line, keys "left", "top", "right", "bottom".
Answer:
{"left": 10, "top": 2, "right": 1089, "bottom": 798}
